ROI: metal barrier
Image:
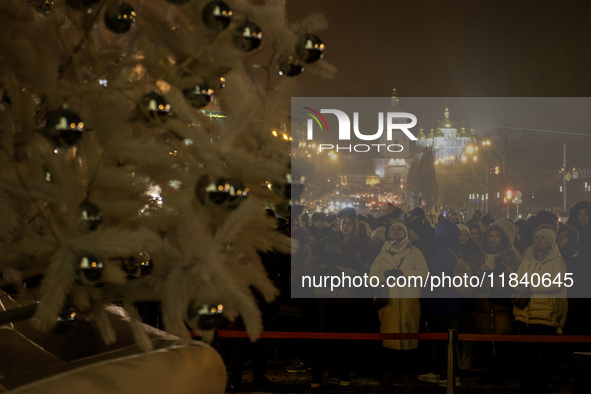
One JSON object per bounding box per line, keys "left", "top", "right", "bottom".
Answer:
{"left": 198, "top": 329, "right": 591, "bottom": 393}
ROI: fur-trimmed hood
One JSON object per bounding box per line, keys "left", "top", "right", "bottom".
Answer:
{"left": 567, "top": 201, "right": 591, "bottom": 231}
{"left": 479, "top": 219, "right": 515, "bottom": 254}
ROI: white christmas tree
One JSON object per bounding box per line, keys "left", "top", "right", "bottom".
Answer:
{"left": 0, "top": 0, "right": 334, "bottom": 350}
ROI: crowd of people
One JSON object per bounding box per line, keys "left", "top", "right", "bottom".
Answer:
{"left": 223, "top": 201, "right": 591, "bottom": 393}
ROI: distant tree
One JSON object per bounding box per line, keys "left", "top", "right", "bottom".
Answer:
{"left": 411, "top": 147, "right": 439, "bottom": 213}
{"left": 407, "top": 158, "right": 419, "bottom": 197}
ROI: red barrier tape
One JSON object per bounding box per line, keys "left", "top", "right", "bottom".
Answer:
{"left": 458, "top": 334, "right": 591, "bottom": 343}
{"left": 216, "top": 331, "right": 448, "bottom": 340}
{"left": 188, "top": 330, "right": 591, "bottom": 343}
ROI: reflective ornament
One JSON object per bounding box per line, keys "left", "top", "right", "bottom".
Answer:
{"left": 43, "top": 165, "right": 52, "bottom": 182}
{"left": 277, "top": 54, "right": 304, "bottom": 77}
{"left": 195, "top": 175, "right": 248, "bottom": 210}
{"left": 202, "top": 1, "right": 232, "bottom": 31}
{"left": 34, "top": 0, "right": 54, "bottom": 15}
{"left": 104, "top": 2, "right": 136, "bottom": 34}
{"left": 121, "top": 256, "right": 140, "bottom": 277}
{"left": 182, "top": 82, "right": 213, "bottom": 109}
{"left": 124, "top": 252, "right": 152, "bottom": 277}
{"left": 295, "top": 33, "right": 324, "bottom": 63}
{"left": 65, "top": 0, "right": 100, "bottom": 11}
{"left": 232, "top": 21, "right": 262, "bottom": 52}
{"left": 137, "top": 93, "right": 171, "bottom": 123}
{"left": 52, "top": 308, "right": 77, "bottom": 334}
{"left": 45, "top": 109, "right": 85, "bottom": 147}
{"left": 139, "top": 252, "right": 153, "bottom": 276}
{"left": 79, "top": 201, "right": 102, "bottom": 231}
{"left": 187, "top": 302, "right": 223, "bottom": 330}
{"left": 76, "top": 254, "right": 104, "bottom": 286}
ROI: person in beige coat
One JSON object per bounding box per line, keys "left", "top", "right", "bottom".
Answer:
{"left": 512, "top": 226, "right": 568, "bottom": 392}
{"left": 369, "top": 221, "right": 428, "bottom": 392}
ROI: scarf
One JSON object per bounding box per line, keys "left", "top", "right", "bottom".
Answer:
{"left": 384, "top": 238, "right": 413, "bottom": 255}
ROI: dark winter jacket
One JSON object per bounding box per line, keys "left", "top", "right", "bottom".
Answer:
{"left": 558, "top": 224, "right": 589, "bottom": 299}
{"left": 459, "top": 241, "right": 478, "bottom": 264}
{"left": 424, "top": 220, "right": 463, "bottom": 317}
{"left": 567, "top": 201, "right": 591, "bottom": 264}
{"left": 470, "top": 219, "right": 521, "bottom": 335}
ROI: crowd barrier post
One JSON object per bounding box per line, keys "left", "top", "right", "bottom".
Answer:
{"left": 447, "top": 329, "right": 457, "bottom": 394}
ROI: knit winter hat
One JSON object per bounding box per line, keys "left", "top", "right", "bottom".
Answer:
{"left": 535, "top": 227, "right": 556, "bottom": 247}
{"left": 457, "top": 223, "right": 470, "bottom": 235}
{"left": 388, "top": 221, "right": 408, "bottom": 239}
{"left": 371, "top": 226, "right": 386, "bottom": 242}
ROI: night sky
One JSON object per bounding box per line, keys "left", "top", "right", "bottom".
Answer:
{"left": 285, "top": 1, "right": 591, "bottom": 206}
{"left": 287, "top": 1, "right": 591, "bottom": 97}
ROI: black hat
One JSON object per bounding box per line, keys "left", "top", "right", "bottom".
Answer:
{"left": 337, "top": 207, "right": 356, "bottom": 219}
{"left": 311, "top": 212, "right": 328, "bottom": 223}
{"left": 410, "top": 207, "right": 426, "bottom": 219}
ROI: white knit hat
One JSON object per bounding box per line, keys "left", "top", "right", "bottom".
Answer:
{"left": 535, "top": 227, "right": 556, "bottom": 246}
{"left": 457, "top": 223, "right": 470, "bottom": 234}
{"left": 371, "top": 227, "right": 386, "bottom": 242}
{"left": 388, "top": 221, "right": 408, "bottom": 239}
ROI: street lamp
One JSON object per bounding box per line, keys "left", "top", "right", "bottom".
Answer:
{"left": 506, "top": 190, "right": 512, "bottom": 219}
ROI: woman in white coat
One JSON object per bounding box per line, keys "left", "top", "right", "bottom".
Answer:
{"left": 369, "top": 221, "right": 429, "bottom": 393}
